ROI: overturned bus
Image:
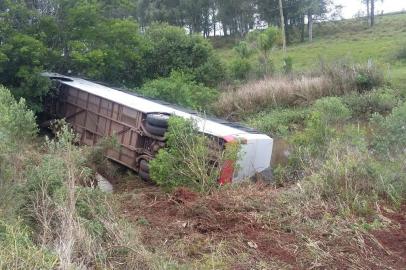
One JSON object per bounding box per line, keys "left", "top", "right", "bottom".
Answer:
{"left": 42, "top": 73, "right": 273, "bottom": 184}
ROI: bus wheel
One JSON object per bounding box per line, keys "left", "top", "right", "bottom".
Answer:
{"left": 138, "top": 169, "right": 150, "bottom": 181}
{"left": 145, "top": 121, "right": 167, "bottom": 137}
{"left": 139, "top": 159, "right": 149, "bottom": 173}
{"left": 146, "top": 113, "right": 170, "bottom": 128}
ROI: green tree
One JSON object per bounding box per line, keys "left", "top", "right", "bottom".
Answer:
{"left": 0, "top": 34, "right": 49, "bottom": 112}
{"left": 258, "top": 26, "right": 281, "bottom": 58}
{"left": 145, "top": 23, "right": 225, "bottom": 85}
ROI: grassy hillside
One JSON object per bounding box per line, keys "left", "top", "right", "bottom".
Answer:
{"left": 216, "top": 13, "right": 406, "bottom": 87}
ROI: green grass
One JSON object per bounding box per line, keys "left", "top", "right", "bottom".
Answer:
{"left": 215, "top": 13, "right": 406, "bottom": 88}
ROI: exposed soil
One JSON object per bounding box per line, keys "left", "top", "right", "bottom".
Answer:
{"left": 116, "top": 177, "right": 406, "bottom": 269}
{"left": 372, "top": 206, "right": 406, "bottom": 269}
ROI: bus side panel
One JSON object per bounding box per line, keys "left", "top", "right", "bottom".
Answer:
{"left": 55, "top": 85, "right": 151, "bottom": 171}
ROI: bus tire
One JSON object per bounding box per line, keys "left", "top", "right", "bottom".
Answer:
{"left": 144, "top": 122, "right": 167, "bottom": 137}
{"left": 140, "top": 159, "right": 149, "bottom": 173}
{"left": 146, "top": 113, "right": 169, "bottom": 128}
{"left": 138, "top": 170, "right": 150, "bottom": 181}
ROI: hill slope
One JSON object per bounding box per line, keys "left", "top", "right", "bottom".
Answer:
{"left": 216, "top": 12, "right": 406, "bottom": 88}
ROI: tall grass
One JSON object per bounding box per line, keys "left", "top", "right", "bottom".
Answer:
{"left": 215, "top": 61, "right": 384, "bottom": 117}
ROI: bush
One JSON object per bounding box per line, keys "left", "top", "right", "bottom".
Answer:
{"left": 283, "top": 56, "right": 293, "bottom": 74}
{"left": 343, "top": 87, "right": 399, "bottom": 118}
{"left": 138, "top": 71, "right": 219, "bottom": 110}
{"left": 233, "top": 41, "right": 252, "bottom": 59}
{"left": 0, "top": 86, "right": 38, "bottom": 186}
{"left": 230, "top": 57, "right": 252, "bottom": 80}
{"left": 312, "top": 97, "right": 351, "bottom": 124}
{"left": 193, "top": 55, "right": 226, "bottom": 87}
{"left": 150, "top": 117, "right": 239, "bottom": 193}
{"left": 371, "top": 101, "right": 406, "bottom": 156}
{"left": 394, "top": 46, "right": 406, "bottom": 61}
{"left": 0, "top": 85, "right": 37, "bottom": 147}
{"left": 0, "top": 219, "right": 58, "bottom": 269}
{"left": 246, "top": 108, "right": 308, "bottom": 137}
{"left": 320, "top": 60, "right": 384, "bottom": 93}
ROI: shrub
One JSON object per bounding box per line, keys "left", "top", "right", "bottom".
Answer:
{"left": 0, "top": 85, "right": 38, "bottom": 186}
{"left": 312, "top": 97, "right": 351, "bottom": 124}
{"left": 193, "top": 55, "right": 226, "bottom": 87}
{"left": 149, "top": 117, "right": 239, "bottom": 193}
{"left": 371, "top": 101, "right": 406, "bottom": 156}
{"left": 0, "top": 85, "right": 37, "bottom": 146}
{"left": 230, "top": 57, "right": 252, "bottom": 80}
{"left": 0, "top": 219, "right": 58, "bottom": 269}
{"left": 394, "top": 46, "right": 406, "bottom": 61}
{"left": 320, "top": 60, "right": 384, "bottom": 93}
{"left": 283, "top": 56, "right": 293, "bottom": 74}
{"left": 233, "top": 41, "right": 252, "bottom": 59}
{"left": 246, "top": 107, "right": 308, "bottom": 137}
{"left": 138, "top": 71, "right": 219, "bottom": 110}
{"left": 343, "top": 87, "right": 398, "bottom": 118}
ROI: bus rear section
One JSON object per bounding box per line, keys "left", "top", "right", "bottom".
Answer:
{"left": 43, "top": 73, "right": 273, "bottom": 183}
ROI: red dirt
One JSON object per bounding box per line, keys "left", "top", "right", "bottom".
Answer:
{"left": 119, "top": 182, "right": 299, "bottom": 267}
{"left": 117, "top": 179, "right": 406, "bottom": 269}
{"left": 372, "top": 206, "right": 406, "bottom": 268}
{"left": 172, "top": 187, "right": 198, "bottom": 203}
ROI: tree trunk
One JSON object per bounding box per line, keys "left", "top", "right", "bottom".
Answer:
{"left": 300, "top": 15, "right": 305, "bottom": 42}
{"left": 370, "top": 0, "right": 375, "bottom": 26}
{"left": 284, "top": 14, "right": 290, "bottom": 44}
{"left": 278, "top": 0, "right": 286, "bottom": 52}
{"left": 366, "top": 0, "right": 371, "bottom": 26}
{"left": 308, "top": 12, "right": 313, "bottom": 42}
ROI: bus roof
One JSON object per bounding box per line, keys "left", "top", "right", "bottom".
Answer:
{"left": 43, "top": 73, "right": 266, "bottom": 138}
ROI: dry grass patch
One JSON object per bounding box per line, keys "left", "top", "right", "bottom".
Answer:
{"left": 215, "top": 75, "right": 333, "bottom": 117}
{"left": 215, "top": 62, "right": 384, "bottom": 117}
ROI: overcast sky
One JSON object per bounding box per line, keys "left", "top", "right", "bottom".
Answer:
{"left": 334, "top": 0, "right": 406, "bottom": 18}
